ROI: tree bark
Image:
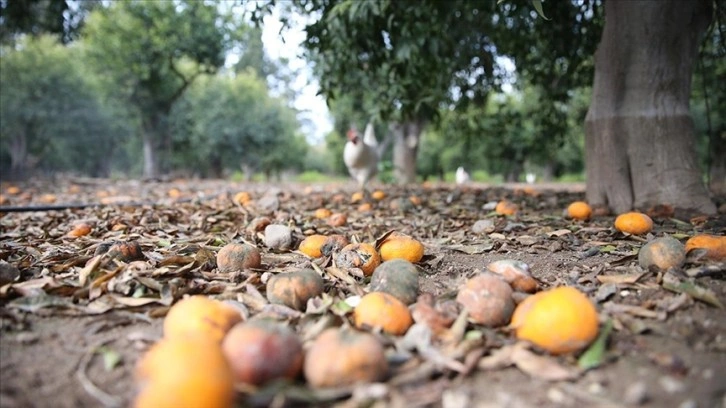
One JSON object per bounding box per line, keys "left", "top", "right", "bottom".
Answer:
{"left": 709, "top": 130, "right": 726, "bottom": 195}
{"left": 390, "top": 120, "right": 424, "bottom": 184}
{"left": 585, "top": 0, "right": 716, "bottom": 215}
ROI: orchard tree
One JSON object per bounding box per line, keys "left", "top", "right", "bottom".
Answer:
{"left": 169, "top": 72, "right": 304, "bottom": 179}
{"left": 82, "top": 1, "right": 238, "bottom": 178}
{"left": 251, "top": 0, "right": 719, "bottom": 214}
{"left": 585, "top": 0, "right": 716, "bottom": 214}
{"left": 0, "top": 35, "right": 121, "bottom": 179}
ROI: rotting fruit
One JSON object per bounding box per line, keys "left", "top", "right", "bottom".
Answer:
{"left": 266, "top": 269, "right": 325, "bottom": 310}
{"left": 216, "top": 243, "right": 262, "bottom": 272}
{"left": 369, "top": 259, "right": 419, "bottom": 305}
{"left": 456, "top": 273, "right": 515, "bottom": 327}
{"left": 638, "top": 236, "right": 686, "bottom": 270}
{"left": 303, "top": 327, "right": 388, "bottom": 388}
{"left": 321, "top": 234, "right": 350, "bottom": 257}
{"left": 485, "top": 259, "right": 538, "bottom": 293}
{"left": 222, "top": 320, "right": 303, "bottom": 386}
{"left": 685, "top": 234, "right": 726, "bottom": 261}
{"left": 495, "top": 200, "right": 518, "bottom": 216}
{"left": 566, "top": 201, "right": 592, "bottom": 221}
{"left": 163, "top": 296, "right": 242, "bottom": 343}
{"left": 335, "top": 242, "right": 381, "bottom": 276}
{"left": 378, "top": 235, "right": 425, "bottom": 263}
{"left": 614, "top": 212, "right": 653, "bottom": 235}
{"left": 353, "top": 291, "right": 414, "bottom": 335}
{"left": 510, "top": 286, "right": 599, "bottom": 355}
{"left": 134, "top": 336, "right": 234, "bottom": 408}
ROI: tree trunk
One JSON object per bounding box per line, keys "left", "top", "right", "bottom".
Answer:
{"left": 141, "top": 113, "right": 165, "bottom": 179}
{"left": 390, "top": 120, "right": 424, "bottom": 184}
{"left": 709, "top": 130, "right": 726, "bottom": 195}
{"left": 585, "top": 0, "right": 716, "bottom": 215}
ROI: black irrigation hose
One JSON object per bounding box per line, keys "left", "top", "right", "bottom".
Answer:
{"left": 0, "top": 195, "right": 224, "bottom": 213}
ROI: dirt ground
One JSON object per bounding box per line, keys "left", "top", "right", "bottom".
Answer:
{"left": 0, "top": 178, "right": 724, "bottom": 408}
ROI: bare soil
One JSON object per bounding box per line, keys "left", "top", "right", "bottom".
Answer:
{"left": 0, "top": 178, "right": 724, "bottom": 408}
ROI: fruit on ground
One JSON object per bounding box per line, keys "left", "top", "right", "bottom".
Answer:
{"left": 485, "top": 259, "right": 538, "bottom": 293}
{"left": 298, "top": 234, "right": 328, "bottom": 258}
{"left": 163, "top": 296, "right": 242, "bottom": 343}
{"left": 456, "top": 273, "right": 515, "bottom": 327}
{"left": 614, "top": 212, "right": 653, "bottom": 235}
{"left": 234, "top": 191, "right": 252, "bottom": 206}
{"left": 303, "top": 327, "right": 388, "bottom": 388}
{"left": 335, "top": 242, "right": 381, "bottom": 276}
{"left": 685, "top": 234, "right": 726, "bottom": 260}
{"left": 327, "top": 212, "right": 348, "bottom": 227}
{"left": 216, "top": 243, "right": 261, "bottom": 272}
{"left": 354, "top": 291, "right": 414, "bottom": 335}
{"left": 266, "top": 269, "right": 325, "bottom": 310}
{"left": 371, "top": 190, "right": 386, "bottom": 200}
{"left": 566, "top": 201, "right": 592, "bottom": 221}
{"left": 315, "top": 208, "right": 332, "bottom": 219}
{"left": 134, "top": 337, "right": 234, "bottom": 408}
{"left": 67, "top": 222, "right": 92, "bottom": 238}
{"left": 321, "top": 234, "right": 350, "bottom": 257}
{"left": 638, "top": 236, "right": 686, "bottom": 270}
{"left": 495, "top": 200, "right": 518, "bottom": 216}
{"left": 369, "top": 259, "right": 419, "bottom": 304}
{"left": 378, "top": 235, "right": 425, "bottom": 263}
{"left": 222, "top": 320, "right": 303, "bottom": 386}
{"left": 510, "top": 286, "right": 599, "bottom": 355}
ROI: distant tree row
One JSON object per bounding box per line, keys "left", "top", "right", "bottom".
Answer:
{"left": 0, "top": 1, "right": 305, "bottom": 180}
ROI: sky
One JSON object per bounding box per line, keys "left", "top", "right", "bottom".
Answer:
{"left": 258, "top": 8, "right": 333, "bottom": 145}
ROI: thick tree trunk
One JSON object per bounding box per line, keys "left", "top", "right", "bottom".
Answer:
{"left": 585, "top": 0, "right": 716, "bottom": 215}
{"left": 390, "top": 120, "right": 424, "bottom": 184}
{"left": 709, "top": 131, "right": 726, "bottom": 195}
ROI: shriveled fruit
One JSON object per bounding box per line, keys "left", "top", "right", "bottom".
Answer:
{"left": 358, "top": 202, "right": 373, "bottom": 212}
{"left": 107, "top": 241, "right": 145, "bottom": 262}
{"left": 234, "top": 191, "right": 252, "bottom": 206}
{"left": 495, "top": 200, "right": 518, "bottom": 216}
{"left": 486, "top": 259, "right": 537, "bottom": 293}
{"left": 336, "top": 243, "right": 381, "bottom": 276}
{"left": 369, "top": 259, "right": 419, "bottom": 304}
{"left": 67, "top": 222, "right": 92, "bottom": 238}
{"left": 216, "top": 243, "right": 261, "bottom": 272}
{"left": 266, "top": 269, "right": 325, "bottom": 310}
{"left": 638, "top": 236, "right": 686, "bottom": 270}
{"left": 353, "top": 292, "right": 413, "bottom": 335}
{"left": 222, "top": 320, "right": 303, "bottom": 386}
{"left": 327, "top": 212, "right": 348, "bottom": 227}
{"left": 315, "top": 208, "right": 332, "bottom": 219}
{"left": 411, "top": 293, "right": 456, "bottom": 335}
{"left": 456, "top": 273, "right": 514, "bottom": 327}
{"left": 321, "top": 234, "right": 350, "bottom": 257}
{"left": 134, "top": 337, "right": 234, "bottom": 408}
{"left": 566, "top": 201, "right": 592, "bottom": 221}
{"left": 298, "top": 234, "right": 328, "bottom": 258}
{"left": 263, "top": 224, "right": 293, "bottom": 251}
{"left": 164, "top": 296, "right": 242, "bottom": 342}
{"left": 685, "top": 234, "right": 726, "bottom": 260}
{"left": 247, "top": 216, "right": 271, "bottom": 234}
{"left": 304, "top": 328, "right": 388, "bottom": 388}
{"left": 614, "top": 212, "right": 653, "bottom": 235}
{"left": 510, "top": 286, "right": 599, "bottom": 355}
{"left": 378, "top": 235, "right": 425, "bottom": 263}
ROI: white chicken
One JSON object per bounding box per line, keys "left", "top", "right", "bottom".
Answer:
{"left": 455, "top": 166, "right": 470, "bottom": 185}
{"left": 343, "top": 122, "right": 379, "bottom": 188}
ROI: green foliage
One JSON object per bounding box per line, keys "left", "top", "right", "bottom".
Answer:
{"left": 0, "top": 0, "right": 100, "bottom": 44}
{"left": 82, "top": 1, "right": 240, "bottom": 176}
{"left": 0, "top": 35, "right": 124, "bottom": 178}
{"left": 169, "top": 72, "right": 305, "bottom": 178}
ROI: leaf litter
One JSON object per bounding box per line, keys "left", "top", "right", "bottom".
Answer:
{"left": 0, "top": 178, "right": 725, "bottom": 407}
